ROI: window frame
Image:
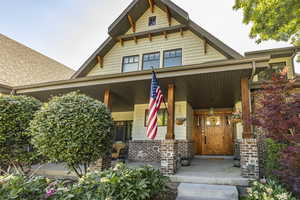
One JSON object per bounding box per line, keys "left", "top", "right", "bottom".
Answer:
{"left": 122, "top": 55, "right": 140, "bottom": 73}
{"left": 144, "top": 108, "right": 168, "bottom": 127}
{"left": 148, "top": 16, "right": 157, "bottom": 26}
{"left": 142, "top": 52, "right": 161, "bottom": 70}
{"left": 163, "top": 48, "right": 183, "bottom": 68}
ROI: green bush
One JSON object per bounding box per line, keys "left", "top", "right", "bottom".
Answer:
{"left": 246, "top": 179, "right": 296, "bottom": 200}
{"left": 0, "top": 164, "right": 169, "bottom": 200}
{"left": 0, "top": 95, "right": 41, "bottom": 173}
{"left": 0, "top": 174, "right": 49, "bottom": 200}
{"left": 264, "top": 138, "right": 287, "bottom": 179}
{"left": 29, "top": 92, "right": 114, "bottom": 177}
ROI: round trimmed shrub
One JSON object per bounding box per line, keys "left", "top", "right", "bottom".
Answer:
{"left": 0, "top": 95, "right": 41, "bottom": 172}
{"left": 29, "top": 92, "right": 114, "bottom": 177}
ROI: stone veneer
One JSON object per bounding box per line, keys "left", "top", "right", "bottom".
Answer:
{"left": 240, "top": 138, "right": 259, "bottom": 179}
{"left": 128, "top": 140, "right": 194, "bottom": 162}
{"left": 160, "top": 140, "right": 178, "bottom": 175}
{"left": 89, "top": 155, "right": 112, "bottom": 171}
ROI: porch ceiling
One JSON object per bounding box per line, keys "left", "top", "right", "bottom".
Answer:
{"left": 20, "top": 69, "right": 251, "bottom": 112}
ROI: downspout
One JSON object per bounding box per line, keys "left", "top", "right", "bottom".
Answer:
{"left": 250, "top": 61, "right": 256, "bottom": 80}
{"left": 291, "top": 50, "right": 297, "bottom": 78}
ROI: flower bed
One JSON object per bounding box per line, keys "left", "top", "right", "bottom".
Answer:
{"left": 0, "top": 164, "right": 173, "bottom": 200}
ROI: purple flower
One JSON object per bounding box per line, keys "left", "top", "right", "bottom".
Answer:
{"left": 46, "top": 188, "right": 56, "bottom": 197}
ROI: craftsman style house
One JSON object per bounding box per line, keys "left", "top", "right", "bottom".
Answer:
{"left": 8, "top": 0, "right": 299, "bottom": 177}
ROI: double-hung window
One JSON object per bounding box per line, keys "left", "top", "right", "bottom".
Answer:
{"left": 122, "top": 55, "right": 139, "bottom": 72}
{"left": 143, "top": 52, "right": 160, "bottom": 70}
{"left": 164, "top": 49, "right": 182, "bottom": 67}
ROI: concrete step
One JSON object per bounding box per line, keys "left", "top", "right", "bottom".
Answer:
{"left": 176, "top": 183, "right": 239, "bottom": 200}
{"left": 194, "top": 155, "right": 235, "bottom": 160}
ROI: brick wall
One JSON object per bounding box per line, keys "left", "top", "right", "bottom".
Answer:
{"left": 160, "top": 140, "right": 178, "bottom": 175}
{"left": 128, "top": 140, "right": 161, "bottom": 162}
{"left": 240, "top": 138, "right": 259, "bottom": 179}
{"left": 128, "top": 140, "right": 194, "bottom": 162}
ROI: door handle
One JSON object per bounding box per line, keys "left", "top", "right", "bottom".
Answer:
{"left": 204, "top": 136, "right": 207, "bottom": 144}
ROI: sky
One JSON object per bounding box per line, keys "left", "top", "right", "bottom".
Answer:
{"left": 0, "top": 0, "right": 299, "bottom": 73}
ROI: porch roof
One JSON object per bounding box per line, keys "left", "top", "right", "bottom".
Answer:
{"left": 15, "top": 56, "right": 269, "bottom": 112}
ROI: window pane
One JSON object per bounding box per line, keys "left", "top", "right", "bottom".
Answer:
{"left": 123, "top": 62, "right": 139, "bottom": 72}
{"left": 145, "top": 109, "right": 168, "bottom": 126}
{"left": 134, "top": 56, "right": 139, "bottom": 62}
{"left": 164, "top": 57, "right": 182, "bottom": 67}
{"left": 143, "top": 53, "right": 160, "bottom": 70}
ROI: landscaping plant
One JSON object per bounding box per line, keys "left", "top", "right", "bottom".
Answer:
{"left": 251, "top": 69, "right": 300, "bottom": 197}
{"left": 0, "top": 95, "right": 41, "bottom": 174}
{"left": 246, "top": 180, "right": 296, "bottom": 200}
{"left": 29, "top": 92, "right": 114, "bottom": 177}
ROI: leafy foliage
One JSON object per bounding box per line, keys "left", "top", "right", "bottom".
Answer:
{"left": 29, "top": 92, "right": 114, "bottom": 177}
{"left": 0, "top": 164, "right": 170, "bottom": 200}
{"left": 246, "top": 179, "right": 296, "bottom": 200}
{"left": 0, "top": 95, "right": 41, "bottom": 173}
{"left": 0, "top": 175, "right": 49, "bottom": 200}
{"left": 233, "top": 0, "right": 300, "bottom": 46}
{"left": 251, "top": 70, "right": 300, "bottom": 197}
{"left": 264, "top": 138, "right": 286, "bottom": 179}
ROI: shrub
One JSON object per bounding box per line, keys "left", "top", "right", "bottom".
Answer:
{"left": 0, "top": 174, "right": 49, "bottom": 200}
{"left": 0, "top": 164, "right": 169, "bottom": 200}
{"left": 246, "top": 179, "right": 296, "bottom": 200}
{"left": 0, "top": 95, "right": 41, "bottom": 173}
{"left": 29, "top": 92, "right": 114, "bottom": 177}
{"left": 264, "top": 138, "right": 286, "bottom": 179}
{"left": 54, "top": 163, "right": 169, "bottom": 200}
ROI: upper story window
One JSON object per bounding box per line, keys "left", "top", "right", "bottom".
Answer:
{"left": 122, "top": 55, "right": 139, "bottom": 72}
{"left": 143, "top": 52, "right": 160, "bottom": 70}
{"left": 164, "top": 49, "right": 182, "bottom": 68}
{"left": 257, "top": 62, "right": 286, "bottom": 80}
{"left": 148, "top": 16, "right": 156, "bottom": 26}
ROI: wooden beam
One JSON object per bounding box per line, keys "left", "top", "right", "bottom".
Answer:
{"left": 127, "top": 15, "right": 136, "bottom": 33}
{"left": 148, "top": 0, "right": 155, "bottom": 13}
{"left": 164, "top": 31, "right": 168, "bottom": 39}
{"left": 166, "top": 84, "right": 175, "bottom": 140}
{"left": 119, "top": 38, "right": 124, "bottom": 46}
{"left": 203, "top": 39, "right": 207, "bottom": 54}
{"left": 148, "top": 33, "right": 152, "bottom": 42}
{"left": 103, "top": 89, "right": 111, "bottom": 110}
{"left": 133, "top": 36, "right": 138, "bottom": 44}
{"left": 241, "top": 77, "right": 252, "bottom": 138}
{"left": 97, "top": 56, "right": 103, "bottom": 68}
{"left": 166, "top": 6, "right": 172, "bottom": 26}
{"left": 180, "top": 28, "right": 184, "bottom": 37}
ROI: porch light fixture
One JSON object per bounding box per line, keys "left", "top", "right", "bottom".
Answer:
{"left": 209, "top": 107, "right": 214, "bottom": 115}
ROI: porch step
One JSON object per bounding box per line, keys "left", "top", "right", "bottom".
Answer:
{"left": 194, "top": 155, "right": 235, "bottom": 160}
{"left": 176, "top": 183, "right": 238, "bottom": 200}
{"left": 170, "top": 175, "right": 249, "bottom": 186}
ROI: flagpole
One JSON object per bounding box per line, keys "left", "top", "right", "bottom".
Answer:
{"left": 150, "top": 67, "right": 170, "bottom": 116}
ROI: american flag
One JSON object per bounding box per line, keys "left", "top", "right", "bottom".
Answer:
{"left": 146, "top": 71, "right": 164, "bottom": 140}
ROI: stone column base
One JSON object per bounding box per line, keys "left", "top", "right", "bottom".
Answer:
{"left": 160, "top": 140, "right": 178, "bottom": 175}
{"left": 240, "top": 138, "right": 259, "bottom": 179}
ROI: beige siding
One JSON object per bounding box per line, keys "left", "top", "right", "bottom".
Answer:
{"left": 126, "top": 6, "right": 180, "bottom": 35}
{"left": 112, "top": 112, "right": 134, "bottom": 121}
{"left": 132, "top": 101, "right": 188, "bottom": 140}
{"left": 234, "top": 101, "right": 243, "bottom": 140}
{"left": 186, "top": 102, "right": 193, "bottom": 140}
{"left": 88, "top": 30, "right": 226, "bottom": 76}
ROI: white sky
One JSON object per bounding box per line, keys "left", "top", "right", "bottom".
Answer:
{"left": 1, "top": 0, "right": 299, "bottom": 73}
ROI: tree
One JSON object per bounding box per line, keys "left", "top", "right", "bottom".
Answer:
{"left": 0, "top": 95, "right": 41, "bottom": 174}
{"left": 29, "top": 92, "right": 114, "bottom": 177}
{"left": 233, "top": 0, "right": 300, "bottom": 46}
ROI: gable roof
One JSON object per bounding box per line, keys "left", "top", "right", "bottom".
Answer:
{"left": 72, "top": 0, "right": 242, "bottom": 78}
{"left": 0, "top": 34, "right": 74, "bottom": 87}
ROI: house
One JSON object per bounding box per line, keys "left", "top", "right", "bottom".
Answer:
{"left": 8, "top": 0, "right": 299, "bottom": 178}
{"left": 0, "top": 33, "right": 74, "bottom": 95}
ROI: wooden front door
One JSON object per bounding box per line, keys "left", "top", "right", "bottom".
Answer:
{"left": 193, "top": 111, "right": 233, "bottom": 155}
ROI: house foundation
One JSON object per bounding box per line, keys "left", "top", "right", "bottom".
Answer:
{"left": 240, "top": 138, "right": 259, "bottom": 179}
{"left": 160, "top": 140, "right": 178, "bottom": 175}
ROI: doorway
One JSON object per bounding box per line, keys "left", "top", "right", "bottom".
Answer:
{"left": 193, "top": 109, "right": 233, "bottom": 155}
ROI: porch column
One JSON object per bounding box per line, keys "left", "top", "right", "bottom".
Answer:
{"left": 241, "top": 77, "right": 252, "bottom": 138}
{"left": 103, "top": 89, "right": 111, "bottom": 110}
{"left": 166, "top": 84, "right": 175, "bottom": 140}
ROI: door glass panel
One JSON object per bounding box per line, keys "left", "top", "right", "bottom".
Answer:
{"left": 206, "top": 116, "right": 221, "bottom": 126}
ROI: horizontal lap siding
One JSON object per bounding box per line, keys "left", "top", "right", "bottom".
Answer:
{"left": 87, "top": 30, "right": 226, "bottom": 76}
{"left": 132, "top": 101, "right": 188, "bottom": 141}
